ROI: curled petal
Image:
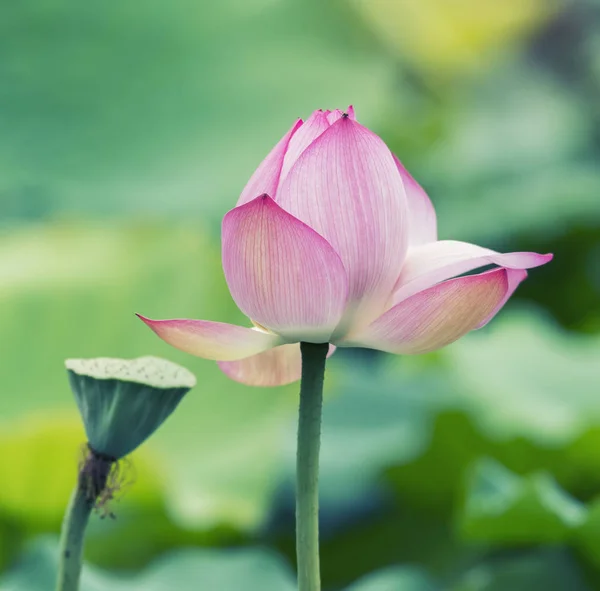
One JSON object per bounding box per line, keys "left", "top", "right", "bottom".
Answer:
{"left": 476, "top": 268, "right": 528, "bottom": 329}
{"left": 342, "top": 267, "right": 519, "bottom": 355}
{"left": 237, "top": 119, "right": 302, "bottom": 206}
{"left": 137, "top": 315, "right": 282, "bottom": 361}
{"left": 394, "top": 155, "right": 437, "bottom": 246}
{"left": 277, "top": 116, "right": 408, "bottom": 326}
{"left": 280, "top": 110, "right": 331, "bottom": 182}
{"left": 218, "top": 343, "right": 336, "bottom": 387}
{"left": 222, "top": 195, "right": 349, "bottom": 342}
{"left": 394, "top": 240, "right": 553, "bottom": 303}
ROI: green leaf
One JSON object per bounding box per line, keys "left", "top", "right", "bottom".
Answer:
{"left": 0, "top": 1, "right": 392, "bottom": 221}
{"left": 283, "top": 361, "right": 434, "bottom": 517}
{"left": 459, "top": 458, "right": 586, "bottom": 544}
{"left": 454, "top": 549, "right": 591, "bottom": 591}
{"left": 423, "top": 63, "right": 599, "bottom": 243}
{"left": 0, "top": 415, "right": 163, "bottom": 529}
{"left": 0, "top": 538, "right": 295, "bottom": 590}
{"left": 346, "top": 566, "right": 440, "bottom": 591}
{"left": 445, "top": 310, "right": 600, "bottom": 446}
{"left": 0, "top": 222, "right": 299, "bottom": 534}
{"left": 573, "top": 497, "right": 600, "bottom": 569}
{"left": 382, "top": 311, "right": 600, "bottom": 509}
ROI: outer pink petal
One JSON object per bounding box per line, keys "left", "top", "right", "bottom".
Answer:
{"left": 394, "top": 240, "right": 553, "bottom": 304}
{"left": 280, "top": 110, "right": 331, "bottom": 182}
{"left": 221, "top": 195, "right": 349, "bottom": 342}
{"left": 136, "top": 315, "right": 282, "bottom": 361}
{"left": 276, "top": 116, "right": 408, "bottom": 328}
{"left": 237, "top": 119, "right": 302, "bottom": 206}
{"left": 393, "top": 155, "right": 437, "bottom": 247}
{"left": 476, "top": 268, "right": 528, "bottom": 329}
{"left": 218, "top": 343, "right": 336, "bottom": 387}
{"left": 342, "top": 267, "right": 517, "bottom": 355}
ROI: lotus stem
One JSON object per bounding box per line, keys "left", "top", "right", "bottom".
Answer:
{"left": 56, "top": 447, "right": 113, "bottom": 591}
{"left": 55, "top": 484, "right": 93, "bottom": 591}
{"left": 296, "top": 341, "right": 328, "bottom": 591}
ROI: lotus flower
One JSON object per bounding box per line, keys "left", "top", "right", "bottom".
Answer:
{"left": 139, "top": 107, "right": 552, "bottom": 386}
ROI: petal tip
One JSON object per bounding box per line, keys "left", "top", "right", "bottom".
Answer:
{"left": 136, "top": 313, "right": 153, "bottom": 326}
{"left": 136, "top": 314, "right": 173, "bottom": 338}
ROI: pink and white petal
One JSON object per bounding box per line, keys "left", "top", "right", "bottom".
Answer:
{"left": 218, "top": 343, "right": 336, "bottom": 387}
{"left": 476, "top": 268, "right": 528, "bottom": 329}
{"left": 394, "top": 240, "right": 553, "bottom": 304}
{"left": 222, "top": 195, "right": 349, "bottom": 342}
{"left": 277, "top": 116, "right": 408, "bottom": 327}
{"left": 280, "top": 110, "right": 331, "bottom": 182}
{"left": 394, "top": 155, "right": 437, "bottom": 247}
{"left": 136, "top": 315, "right": 283, "bottom": 361}
{"left": 342, "top": 267, "right": 514, "bottom": 355}
{"left": 237, "top": 119, "right": 302, "bottom": 206}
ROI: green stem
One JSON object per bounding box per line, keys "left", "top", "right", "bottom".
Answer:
{"left": 55, "top": 484, "right": 93, "bottom": 591}
{"left": 296, "top": 341, "right": 328, "bottom": 591}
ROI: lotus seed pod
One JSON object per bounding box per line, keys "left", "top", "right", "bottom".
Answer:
{"left": 66, "top": 356, "right": 195, "bottom": 459}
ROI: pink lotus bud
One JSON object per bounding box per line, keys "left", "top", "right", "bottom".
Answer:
{"left": 139, "top": 108, "right": 552, "bottom": 386}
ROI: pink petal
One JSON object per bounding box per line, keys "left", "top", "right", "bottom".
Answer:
{"left": 237, "top": 118, "right": 302, "bottom": 206}
{"left": 221, "top": 195, "right": 349, "bottom": 342}
{"left": 276, "top": 117, "right": 408, "bottom": 328}
{"left": 394, "top": 240, "right": 553, "bottom": 304}
{"left": 394, "top": 155, "right": 437, "bottom": 246}
{"left": 326, "top": 106, "right": 356, "bottom": 125}
{"left": 218, "top": 343, "right": 336, "bottom": 387}
{"left": 136, "top": 315, "right": 282, "bottom": 361}
{"left": 343, "top": 267, "right": 517, "bottom": 355}
{"left": 280, "top": 110, "right": 331, "bottom": 182}
{"left": 476, "top": 268, "right": 528, "bottom": 329}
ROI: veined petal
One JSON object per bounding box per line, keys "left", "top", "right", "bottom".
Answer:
{"left": 237, "top": 118, "right": 302, "bottom": 206}
{"left": 280, "top": 110, "right": 331, "bottom": 182}
{"left": 218, "top": 343, "right": 336, "bottom": 387}
{"left": 136, "top": 315, "right": 283, "bottom": 361}
{"left": 277, "top": 116, "right": 408, "bottom": 328}
{"left": 222, "top": 195, "right": 349, "bottom": 342}
{"left": 476, "top": 268, "right": 528, "bottom": 329}
{"left": 394, "top": 240, "right": 553, "bottom": 304}
{"left": 394, "top": 155, "right": 437, "bottom": 247}
{"left": 342, "top": 267, "right": 515, "bottom": 355}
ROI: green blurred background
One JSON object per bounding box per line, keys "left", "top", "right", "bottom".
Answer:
{"left": 1, "top": 0, "right": 599, "bottom": 589}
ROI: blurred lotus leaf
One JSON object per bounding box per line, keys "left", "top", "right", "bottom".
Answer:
{"left": 0, "top": 222, "right": 299, "bottom": 532}
{"left": 446, "top": 310, "right": 600, "bottom": 445}
{"left": 350, "top": 0, "right": 563, "bottom": 77}
{"left": 459, "top": 458, "right": 586, "bottom": 544}
{"left": 421, "top": 63, "right": 598, "bottom": 243}
{"left": 0, "top": 537, "right": 295, "bottom": 590}
{"left": 0, "top": 414, "right": 162, "bottom": 530}
{"left": 454, "top": 548, "right": 591, "bottom": 591}
{"left": 381, "top": 311, "right": 600, "bottom": 517}
{"left": 0, "top": 0, "right": 392, "bottom": 222}
{"left": 345, "top": 566, "right": 440, "bottom": 591}
{"left": 573, "top": 497, "right": 600, "bottom": 569}
{"left": 279, "top": 361, "right": 434, "bottom": 526}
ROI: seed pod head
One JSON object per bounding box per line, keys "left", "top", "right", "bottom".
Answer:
{"left": 65, "top": 356, "right": 196, "bottom": 459}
